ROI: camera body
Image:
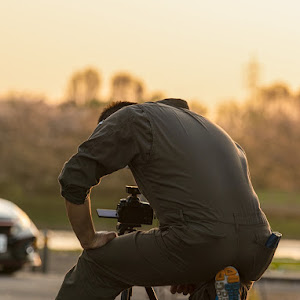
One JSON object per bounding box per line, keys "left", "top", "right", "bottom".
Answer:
{"left": 117, "top": 186, "right": 153, "bottom": 225}
{"left": 97, "top": 186, "right": 153, "bottom": 226}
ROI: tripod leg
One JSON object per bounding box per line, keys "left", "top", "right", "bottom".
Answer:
{"left": 145, "top": 287, "right": 158, "bottom": 300}
{"left": 121, "top": 287, "right": 132, "bottom": 300}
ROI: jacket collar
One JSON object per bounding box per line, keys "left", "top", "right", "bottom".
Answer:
{"left": 157, "top": 98, "right": 189, "bottom": 110}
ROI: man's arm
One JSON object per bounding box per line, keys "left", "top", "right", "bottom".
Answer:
{"left": 65, "top": 197, "right": 116, "bottom": 249}
{"left": 59, "top": 106, "right": 151, "bottom": 248}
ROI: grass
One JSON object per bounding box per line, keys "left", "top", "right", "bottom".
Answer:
{"left": 1, "top": 168, "right": 142, "bottom": 230}
{"left": 2, "top": 184, "right": 300, "bottom": 239}
{"left": 265, "top": 218, "right": 300, "bottom": 239}
{"left": 270, "top": 258, "right": 300, "bottom": 272}
{"left": 257, "top": 190, "right": 300, "bottom": 205}
{"left": 257, "top": 190, "right": 300, "bottom": 239}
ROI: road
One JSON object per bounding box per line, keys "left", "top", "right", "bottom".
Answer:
{"left": 0, "top": 270, "right": 186, "bottom": 300}
{"left": 1, "top": 271, "right": 300, "bottom": 300}
{"left": 1, "top": 251, "right": 300, "bottom": 300}
{"left": 0, "top": 271, "right": 63, "bottom": 300}
{"left": 0, "top": 251, "right": 187, "bottom": 300}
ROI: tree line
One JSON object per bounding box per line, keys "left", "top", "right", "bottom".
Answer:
{"left": 0, "top": 69, "right": 299, "bottom": 203}
{"left": 64, "top": 67, "right": 163, "bottom": 106}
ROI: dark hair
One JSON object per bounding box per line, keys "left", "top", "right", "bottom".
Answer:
{"left": 98, "top": 101, "right": 137, "bottom": 124}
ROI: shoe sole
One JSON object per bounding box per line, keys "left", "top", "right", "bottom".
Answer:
{"left": 215, "top": 266, "right": 240, "bottom": 300}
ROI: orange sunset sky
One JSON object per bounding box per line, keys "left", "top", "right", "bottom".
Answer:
{"left": 1, "top": 0, "right": 300, "bottom": 107}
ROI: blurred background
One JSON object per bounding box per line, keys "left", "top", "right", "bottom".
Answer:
{"left": 0, "top": 1, "right": 300, "bottom": 299}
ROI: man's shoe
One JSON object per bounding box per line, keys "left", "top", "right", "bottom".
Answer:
{"left": 215, "top": 266, "right": 240, "bottom": 300}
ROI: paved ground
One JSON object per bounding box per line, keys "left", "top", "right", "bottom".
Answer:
{"left": 0, "top": 251, "right": 300, "bottom": 300}
{"left": 255, "top": 279, "right": 300, "bottom": 300}
{"left": 0, "top": 251, "right": 187, "bottom": 300}
{"left": 0, "top": 271, "right": 63, "bottom": 300}
{"left": 0, "top": 271, "right": 187, "bottom": 300}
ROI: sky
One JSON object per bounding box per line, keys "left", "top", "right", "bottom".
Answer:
{"left": 0, "top": 0, "right": 300, "bottom": 107}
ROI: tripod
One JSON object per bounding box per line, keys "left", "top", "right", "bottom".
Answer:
{"left": 117, "top": 223, "right": 158, "bottom": 300}
{"left": 97, "top": 186, "right": 158, "bottom": 299}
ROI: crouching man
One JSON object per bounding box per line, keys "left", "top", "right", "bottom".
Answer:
{"left": 57, "top": 99, "right": 281, "bottom": 300}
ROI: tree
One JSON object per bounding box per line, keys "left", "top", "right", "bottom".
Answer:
{"left": 110, "top": 72, "right": 145, "bottom": 102}
{"left": 245, "top": 56, "right": 261, "bottom": 102}
{"left": 189, "top": 101, "right": 208, "bottom": 116}
{"left": 260, "top": 82, "right": 291, "bottom": 102}
{"left": 66, "top": 67, "right": 101, "bottom": 105}
{"left": 215, "top": 84, "right": 300, "bottom": 191}
{"left": 148, "top": 91, "right": 165, "bottom": 102}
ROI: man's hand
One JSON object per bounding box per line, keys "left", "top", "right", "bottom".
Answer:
{"left": 83, "top": 231, "right": 118, "bottom": 250}
{"left": 170, "top": 284, "right": 196, "bottom": 296}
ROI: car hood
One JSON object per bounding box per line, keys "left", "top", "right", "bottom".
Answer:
{"left": 0, "top": 198, "right": 23, "bottom": 219}
{"left": 0, "top": 198, "right": 39, "bottom": 239}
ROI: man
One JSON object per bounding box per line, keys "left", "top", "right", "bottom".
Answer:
{"left": 57, "top": 99, "right": 280, "bottom": 300}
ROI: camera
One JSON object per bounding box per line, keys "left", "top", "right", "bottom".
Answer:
{"left": 97, "top": 186, "right": 153, "bottom": 226}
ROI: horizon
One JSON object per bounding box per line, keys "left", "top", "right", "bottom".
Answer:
{"left": 1, "top": 1, "right": 300, "bottom": 107}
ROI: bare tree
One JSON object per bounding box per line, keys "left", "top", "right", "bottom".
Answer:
{"left": 66, "top": 67, "right": 101, "bottom": 105}
{"left": 189, "top": 101, "right": 208, "bottom": 116}
{"left": 260, "top": 82, "right": 291, "bottom": 102}
{"left": 110, "top": 72, "right": 145, "bottom": 102}
{"left": 134, "top": 80, "right": 144, "bottom": 103}
{"left": 245, "top": 56, "right": 261, "bottom": 102}
{"left": 148, "top": 91, "right": 165, "bottom": 102}
{"left": 215, "top": 83, "right": 300, "bottom": 190}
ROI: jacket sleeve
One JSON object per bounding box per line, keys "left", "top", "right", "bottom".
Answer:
{"left": 58, "top": 105, "right": 152, "bottom": 204}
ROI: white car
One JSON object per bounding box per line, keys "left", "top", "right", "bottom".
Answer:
{"left": 0, "top": 198, "right": 41, "bottom": 274}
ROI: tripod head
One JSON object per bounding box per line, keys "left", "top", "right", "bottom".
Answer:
{"left": 126, "top": 185, "right": 140, "bottom": 197}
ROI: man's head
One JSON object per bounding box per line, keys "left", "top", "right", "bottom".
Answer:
{"left": 98, "top": 101, "right": 137, "bottom": 124}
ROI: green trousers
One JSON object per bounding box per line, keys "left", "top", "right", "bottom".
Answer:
{"left": 56, "top": 219, "right": 276, "bottom": 300}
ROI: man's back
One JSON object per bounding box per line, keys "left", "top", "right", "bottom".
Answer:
{"left": 128, "top": 101, "right": 263, "bottom": 227}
